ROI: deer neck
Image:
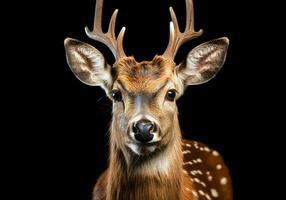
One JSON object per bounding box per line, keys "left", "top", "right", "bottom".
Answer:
{"left": 106, "top": 116, "right": 183, "bottom": 200}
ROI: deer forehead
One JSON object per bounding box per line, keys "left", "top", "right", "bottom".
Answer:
{"left": 114, "top": 56, "right": 176, "bottom": 94}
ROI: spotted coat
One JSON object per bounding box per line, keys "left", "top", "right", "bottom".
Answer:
{"left": 182, "top": 140, "right": 232, "bottom": 200}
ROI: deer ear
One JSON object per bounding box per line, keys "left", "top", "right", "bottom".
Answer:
{"left": 177, "top": 37, "right": 229, "bottom": 86}
{"left": 64, "top": 38, "right": 113, "bottom": 92}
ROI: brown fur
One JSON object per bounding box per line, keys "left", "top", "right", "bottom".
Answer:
{"left": 91, "top": 57, "right": 232, "bottom": 200}
{"left": 91, "top": 55, "right": 233, "bottom": 199}
{"left": 64, "top": 1, "right": 231, "bottom": 199}
{"left": 182, "top": 140, "right": 233, "bottom": 200}
{"left": 114, "top": 56, "right": 174, "bottom": 94}
{"left": 93, "top": 140, "right": 232, "bottom": 200}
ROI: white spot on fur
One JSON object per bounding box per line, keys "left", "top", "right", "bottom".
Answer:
{"left": 190, "top": 171, "right": 196, "bottom": 175}
{"left": 197, "top": 158, "right": 202, "bottom": 163}
{"left": 194, "top": 142, "right": 199, "bottom": 149}
{"left": 192, "top": 190, "right": 198, "bottom": 197}
{"left": 208, "top": 176, "right": 213, "bottom": 181}
{"left": 190, "top": 170, "right": 203, "bottom": 175}
{"left": 183, "top": 161, "right": 193, "bottom": 165}
{"left": 201, "top": 181, "right": 207, "bottom": 187}
{"left": 185, "top": 143, "right": 191, "bottom": 147}
{"left": 185, "top": 187, "right": 191, "bottom": 192}
{"left": 200, "top": 147, "right": 204, "bottom": 151}
{"left": 216, "top": 164, "right": 222, "bottom": 170}
{"left": 192, "top": 176, "right": 207, "bottom": 187}
{"left": 198, "top": 190, "right": 205, "bottom": 196}
{"left": 183, "top": 169, "right": 188, "bottom": 175}
{"left": 220, "top": 177, "right": 227, "bottom": 185}
{"left": 194, "top": 178, "right": 202, "bottom": 184}
{"left": 204, "top": 147, "right": 210, "bottom": 152}
{"left": 190, "top": 170, "right": 203, "bottom": 176}
{"left": 212, "top": 150, "right": 219, "bottom": 156}
{"left": 183, "top": 150, "right": 191, "bottom": 154}
{"left": 206, "top": 171, "right": 210, "bottom": 175}
{"left": 211, "top": 188, "right": 219, "bottom": 198}
{"left": 205, "top": 193, "right": 212, "bottom": 200}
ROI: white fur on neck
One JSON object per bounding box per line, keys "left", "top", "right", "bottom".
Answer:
{"left": 140, "top": 154, "right": 169, "bottom": 176}
{"left": 137, "top": 142, "right": 181, "bottom": 176}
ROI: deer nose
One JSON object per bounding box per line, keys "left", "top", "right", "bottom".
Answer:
{"left": 132, "top": 119, "right": 155, "bottom": 143}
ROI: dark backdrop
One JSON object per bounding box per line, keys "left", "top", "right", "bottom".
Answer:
{"left": 5, "top": 0, "right": 279, "bottom": 200}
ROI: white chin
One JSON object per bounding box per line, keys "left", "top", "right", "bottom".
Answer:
{"left": 127, "top": 143, "right": 156, "bottom": 155}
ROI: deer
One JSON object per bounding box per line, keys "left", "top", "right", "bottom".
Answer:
{"left": 64, "top": 0, "right": 232, "bottom": 199}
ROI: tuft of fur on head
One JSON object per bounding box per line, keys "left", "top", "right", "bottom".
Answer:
{"left": 114, "top": 56, "right": 175, "bottom": 94}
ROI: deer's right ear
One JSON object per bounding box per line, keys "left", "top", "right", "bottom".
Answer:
{"left": 176, "top": 37, "right": 229, "bottom": 89}
{"left": 64, "top": 38, "right": 113, "bottom": 92}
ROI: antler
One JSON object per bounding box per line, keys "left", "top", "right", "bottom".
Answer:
{"left": 162, "top": 0, "right": 203, "bottom": 61}
{"left": 85, "top": 0, "right": 126, "bottom": 60}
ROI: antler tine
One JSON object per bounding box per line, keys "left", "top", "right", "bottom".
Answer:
{"left": 169, "top": 7, "right": 180, "bottom": 33}
{"left": 85, "top": 0, "right": 126, "bottom": 60}
{"left": 94, "top": 0, "right": 103, "bottom": 31}
{"left": 185, "top": 0, "right": 193, "bottom": 31}
{"left": 108, "top": 9, "right": 119, "bottom": 42}
{"left": 162, "top": 0, "right": 203, "bottom": 61}
{"left": 117, "top": 27, "right": 126, "bottom": 59}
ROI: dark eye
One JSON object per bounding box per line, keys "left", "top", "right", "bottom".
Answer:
{"left": 166, "top": 89, "right": 176, "bottom": 101}
{"left": 111, "top": 90, "right": 122, "bottom": 102}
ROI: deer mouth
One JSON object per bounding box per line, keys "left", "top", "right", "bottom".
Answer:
{"left": 127, "top": 142, "right": 159, "bottom": 156}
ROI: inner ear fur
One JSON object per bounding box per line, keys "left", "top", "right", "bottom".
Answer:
{"left": 177, "top": 37, "right": 229, "bottom": 86}
{"left": 64, "top": 38, "right": 113, "bottom": 92}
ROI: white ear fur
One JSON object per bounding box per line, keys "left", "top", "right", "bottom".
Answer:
{"left": 177, "top": 37, "right": 229, "bottom": 87}
{"left": 64, "top": 38, "right": 113, "bottom": 92}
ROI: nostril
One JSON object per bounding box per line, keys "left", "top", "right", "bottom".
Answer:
{"left": 132, "top": 123, "right": 138, "bottom": 134}
{"left": 147, "top": 123, "right": 157, "bottom": 134}
{"left": 147, "top": 123, "right": 154, "bottom": 134}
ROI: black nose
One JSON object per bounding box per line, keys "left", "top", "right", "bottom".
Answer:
{"left": 133, "top": 119, "right": 155, "bottom": 143}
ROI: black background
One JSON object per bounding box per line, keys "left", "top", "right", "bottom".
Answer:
{"left": 4, "top": 0, "right": 281, "bottom": 200}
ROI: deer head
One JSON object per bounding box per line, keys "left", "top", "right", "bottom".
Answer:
{"left": 64, "top": 0, "right": 229, "bottom": 157}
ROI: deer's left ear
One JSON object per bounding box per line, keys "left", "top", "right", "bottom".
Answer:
{"left": 176, "top": 37, "right": 229, "bottom": 87}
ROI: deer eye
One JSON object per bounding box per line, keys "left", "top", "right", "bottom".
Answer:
{"left": 166, "top": 89, "right": 176, "bottom": 101}
{"left": 111, "top": 90, "right": 122, "bottom": 102}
